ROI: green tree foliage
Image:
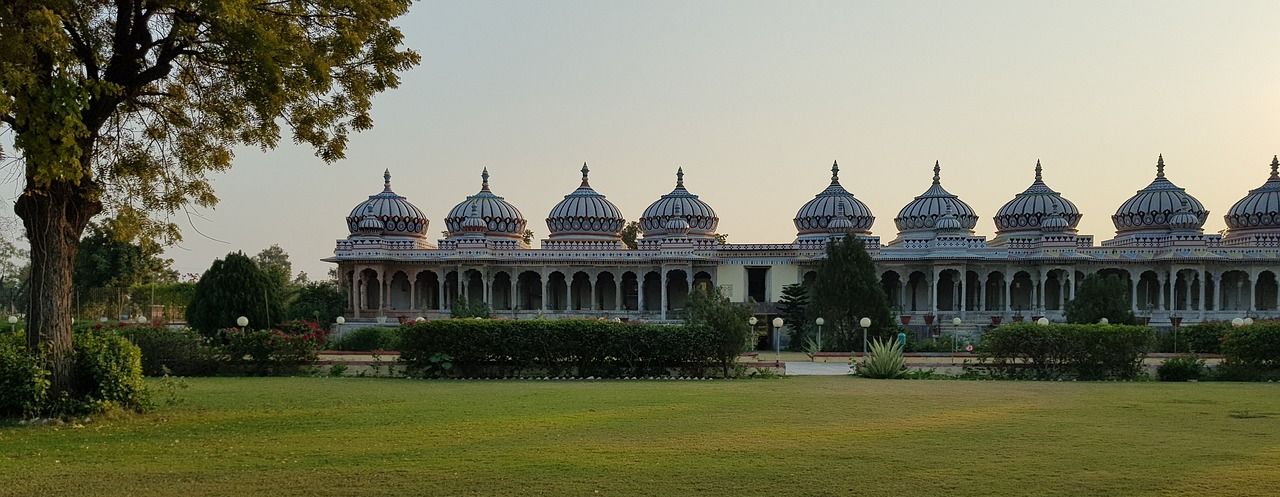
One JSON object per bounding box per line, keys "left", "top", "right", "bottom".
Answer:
{"left": 286, "top": 282, "right": 346, "bottom": 326}
{"left": 808, "top": 236, "right": 895, "bottom": 350}
{"left": 777, "top": 283, "right": 811, "bottom": 351}
{"left": 522, "top": 229, "right": 534, "bottom": 246}
{"left": 186, "top": 252, "right": 284, "bottom": 335}
{"left": 74, "top": 222, "right": 176, "bottom": 295}
{"left": 253, "top": 245, "right": 293, "bottom": 291}
{"left": 684, "top": 286, "right": 753, "bottom": 377}
{"left": 621, "top": 221, "right": 640, "bottom": 249}
{"left": 0, "top": 0, "right": 417, "bottom": 391}
{"left": 1064, "top": 274, "right": 1137, "bottom": 325}
{"left": 0, "top": 218, "right": 28, "bottom": 313}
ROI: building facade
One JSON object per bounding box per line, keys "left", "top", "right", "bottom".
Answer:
{"left": 327, "top": 156, "right": 1280, "bottom": 326}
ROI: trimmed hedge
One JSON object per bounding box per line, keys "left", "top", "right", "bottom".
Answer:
{"left": 117, "top": 327, "right": 219, "bottom": 376}
{"left": 1218, "top": 321, "right": 1280, "bottom": 381}
{"left": 398, "top": 319, "right": 725, "bottom": 378}
{"left": 978, "top": 323, "right": 1154, "bottom": 380}
{"left": 332, "top": 326, "right": 400, "bottom": 351}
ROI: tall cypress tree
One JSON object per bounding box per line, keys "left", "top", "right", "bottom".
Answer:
{"left": 777, "top": 283, "right": 811, "bottom": 351}
{"left": 809, "top": 236, "right": 895, "bottom": 350}
{"left": 186, "top": 252, "right": 283, "bottom": 335}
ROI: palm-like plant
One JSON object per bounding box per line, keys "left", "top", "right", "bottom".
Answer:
{"left": 856, "top": 337, "right": 907, "bottom": 379}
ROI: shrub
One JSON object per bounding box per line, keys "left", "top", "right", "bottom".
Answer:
{"left": 1157, "top": 355, "right": 1206, "bottom": 382}
{"left": 684, "top": 286, "right": 753, "bottom": 377}
{"left": 1218, "top": 321, "right": 1280, "bottom": 381}
{"left": 286, "top": 282, "right": 346, "bottom": 324}
{"left": 1064, "top": 274, "right": 1138, "bottom": 325}
{"left": 398, "top": 319, "right": 722, "bottom": 378}
{"left": 0, "top": 332, "right": 49, "bottom": 418}
{"left": 221, "top": 327, "right": 323, "bottom": 375}
{"left": 449, "top": 300, "right": 491, "bottom": 319}
{"left": 69, "top": 330, "right": 150, "bottom": 414}
{"left": 332, "top": 326, "right": 400, "bottom": 351}
{"left": 186, "top": 252, "right": 284, "bottom": 335}
{"left": 978, "top": 323, "right": 1154, "bottom": 380}
{"left": 117, "top": 326, "right": 219, "bottom": 376}
{"left": 1158, "top": 321, "right": 1230, "bottom": 354}
{"left": 857, "top": 337, "right": 906, "bottom": 379}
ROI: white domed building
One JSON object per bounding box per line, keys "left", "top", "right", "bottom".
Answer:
{"left": 331, "top": 156, "right": 1280, "bottom": 327}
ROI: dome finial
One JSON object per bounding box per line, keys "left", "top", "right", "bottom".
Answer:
{"left": 831, "top": 160, "right": 840, "bottom": 182}
{"left": 580, "top": 162, "right": 590, "bottom": 186}
{"left": 1271, "top": 155, "right": 1279, "bottom": 179}
{"left": 481, "top": 167, "right": 491, "bottom": 191}
{"left": 383, "top": 169, "right": 392, "bottom": 191}
{"left": 932, "top": 160, "right": 941, "bottom": 185}
{"left": 676, "top": 167, "right": 685, "bottom": 188}
{"left": 1035, "top": 160, "right": 1043, "bottom": 182}
{"left": 1157, "top": 154, "right": 1166, "bottom": 178}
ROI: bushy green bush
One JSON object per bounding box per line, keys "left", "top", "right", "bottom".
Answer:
{"left": 1218, "top": 321, "right": 1280, "bottom": 381}
{"left": 70, "top": 331, "right": 150, "bottom": 413}
{"left": 857, "top": 337, "right": 906, "bottom": 379}
{"left": 978, "top": 323, "right": 1154, "bottom": 380}
{"left": 398, "top": 319, "right": 723, "bottom": 378}
{"left": 220, "top": 328, "right": 324, "bottom": 375}
{"left": 1157, "top": 321, "right": 1230, "bottom": 353}
{"left": 117, "top": 327, "right": 219, "bottom": 376}
{"left": 1157, "top": 355, "right": 1207, "bottom": 382}
{"left": 0, "top": 332, "right": 49, "bottom": 418}
{"left": 332, "top": 326, "right": 400, "bottom": 351}
{"left": 684, "top": 286, "right": 753, "bottom": 377}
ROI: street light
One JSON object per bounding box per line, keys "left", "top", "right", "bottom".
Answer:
{"left": 951, "top": 317, "right": 962, "bottom": 355}
{"left": 335, "top": 316, "right": 345, "bottom": 337}
{"left": 859, "top": 317, "right": 871, "bottom": 357}
{"left": 771, "top": 317, "right": 784, "bottom": 363}
{"left": 1231, "top": 317, "right": 1245, "bottom": 327}
{"left": 7, "top": 315, "right": 16, "bottom": 334}
{"left": 814, "top": 317, "right": 825, "bottom": 351}
{"left": 1036, "top": 317, "right": 1050, "bottom": 326}
{"left": 1243, "top": 317, "right": 1254, "bottom": 326}
{"left": 1099, "top": 317, "right": 1109, "bottom": 325}
{"left": 136, "top": 315, "right": 148, "bottom": 325}
{"left": 236, "top": 316, "right": 249, "bottom": 333}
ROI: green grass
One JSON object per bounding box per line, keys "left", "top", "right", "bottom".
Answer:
{"left": 2, "top": 377, "right": 1279, "bottom": 497}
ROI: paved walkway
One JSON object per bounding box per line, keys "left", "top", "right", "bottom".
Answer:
{"left": 784, "top": 362, "right": 850, "bottom": 376}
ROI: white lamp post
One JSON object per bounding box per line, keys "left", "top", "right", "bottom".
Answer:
{"left": 952, "top": 317, "right": 962, "bottom": 354}
{"left": 1099, "top": 317, "right": 1109, "bottom": 325}
{"left": 771, "top": 317, "right": 784, "bottom": 363}
{"left": 136, "top": 315, "right": 148, "bottom": 325}
{"left": 236, "top": 315, "right": 249, "bottom": 333}
{"left": 814, "top": 317, "right": 825, "bottom": 351}
{"left": 1231, "top": 317, "right": 1245, "bottom": 328}
{"left": 1243, "top": 317, "right": 1254, "bottom": 326}
{"left": 1036, "top": 317, "right": 1050, "bottom": 326}
{"left": 7, "top": 315, "right": 16, "bottom": 334}
{"left": 859, "top": 317, "right": 872, "bottom": 357}
{"left": 335, "top": 316, "right": 345, "bottom": 336}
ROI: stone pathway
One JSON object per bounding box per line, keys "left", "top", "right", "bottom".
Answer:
{"left": 784, "top": 362, "right": 851, "bottom": 376}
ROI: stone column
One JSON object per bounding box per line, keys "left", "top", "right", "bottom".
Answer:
{"left": 1249, "top": 273, "right": 1257, "bottom": 312}
{"left": 1157, "top": 273, "right": 1166, "bottom": 311}
{"left": 956, "top": 279, "right": 964, "bottom": 315}
{"left": 1131, "top": 273, "right": 1140, "bottom": 313}
{"left": 638, "top": 273, "right": 647, "bottom": 312}
{"left": 541, "top": 271, "right": 550, "bottom": 311}
{"left": 660, "top": 269, "right": 669, "bottom": 320}
{"left": 998, "top": 277, "right": 1008, "bottom": 312}
{"left": 1037, "top": 271, "right": 1046, "bottom": 312}
{"left": 1197, "top": 270, "right": 1206, "bottom": 320}
{"left": 978, "top": 275, "right": 987, "bottom": 313}
{"left": 614, "top": 277, "right": 622, "bottom": 311}
{"left": 409, "top": 274, "right": 417, "bottom": 311}
{"left": 460, "top": 271, "right": 468, "bottom": 305}
{"left": 510, "top": 274, "right": 518, "bottom": 311}
{"left": 589, "top": 273, "right": 597, "bottom": 311}
{"left": 438, "top": 277, "right": 445, "bottom": 311}
{"left": 929, "top": 270, "right": 938, "bottom": 314}
{"left": 356, "top": 278, "right": 365, "bottom": 316}
{"left": 1211, "top": 271, "right": 1221, "bottom": 312}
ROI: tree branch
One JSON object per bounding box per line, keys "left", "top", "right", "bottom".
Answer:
{"left": 62, "top": 20, "right": 100, "bottom": 79}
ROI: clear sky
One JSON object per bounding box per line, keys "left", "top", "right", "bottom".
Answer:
{"left": 8, "top": 0, "right": 1280, "bottom": 279}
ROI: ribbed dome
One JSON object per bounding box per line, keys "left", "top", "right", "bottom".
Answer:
{"left": 994, "top": 161, "right": 1081, "bottom": 234}
{"left": 894, "top": 161, "right": 979, "bottom": 233}
{"left": 345, "top": 169, "right": 429, "bottom": 237}
{"left": 444, "top": 168, "right": 527, "bottom": 239}
{"left": 640, "top": 168, "right": 719, "bottom": 238}
{"left": 935, "top": 205, "right": 964, "bottom": 232}
{"left": 1224, "top": 156, "right": 1280, "bottom": 233}
{"left": 794, "top": 161, "right": 875, "bottom": 237}
{"left": 546, "top": 163, "right": 627, "bottom": 240}
{"left": 1112, "top": 156, "right": 1208, "bottom": 234}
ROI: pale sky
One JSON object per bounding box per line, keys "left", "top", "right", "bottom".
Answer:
{"left": 7, "top": 0, "right": 1280, "bottom": 279}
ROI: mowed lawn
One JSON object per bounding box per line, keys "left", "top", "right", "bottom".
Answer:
{"left": 2, "top": 377, "right": 1279, "bottom": 497}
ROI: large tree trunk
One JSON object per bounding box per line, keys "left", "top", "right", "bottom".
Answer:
{"left": 14, "top": 180, "right": 101, "bottom": 394}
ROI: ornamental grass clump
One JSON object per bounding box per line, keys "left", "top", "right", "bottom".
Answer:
{"left": 857, "top": 337, "right": 907, "bottom": 379}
